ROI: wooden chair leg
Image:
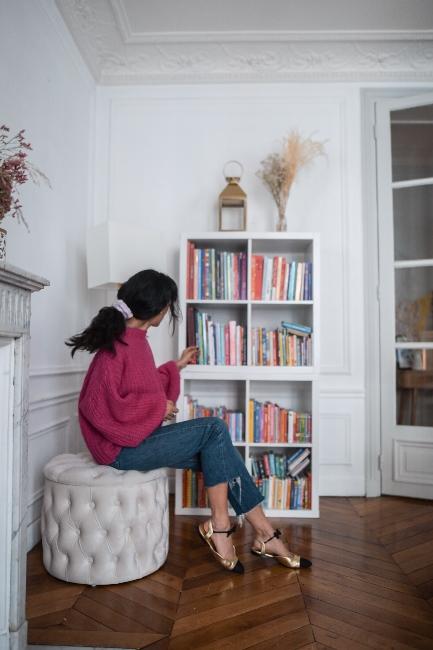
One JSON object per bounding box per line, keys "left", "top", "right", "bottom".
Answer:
{"left": 398, "top": 388, "right": 405, "bottom": 425}
{"left": 410, "top": 389, "right": 417, "bottom": 426}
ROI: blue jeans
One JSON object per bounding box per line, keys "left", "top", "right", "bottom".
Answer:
{"left": 108, "top": 416, "right": 264, "bottom": 518}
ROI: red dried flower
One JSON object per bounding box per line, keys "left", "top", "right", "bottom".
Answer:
{"left": 0, "top": 125, "right": 50, "bottom": 231}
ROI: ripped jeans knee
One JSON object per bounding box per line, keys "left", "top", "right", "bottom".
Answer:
{"left": 227, "top": 472, "right": 264, "bottom": 525}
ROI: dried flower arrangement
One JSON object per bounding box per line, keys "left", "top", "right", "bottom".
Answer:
{"left": 256, "top": 129, "right": 326, "bottom": 231}
{"left": 0, "top": 125, "right": 50, "bottom": 232}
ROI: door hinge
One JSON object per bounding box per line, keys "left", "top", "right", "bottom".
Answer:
{"left": 373, "top": 123, "right": 377, "bottom": 141}
{"left": 378, "top": 453, "right": 383, "bottom": 471}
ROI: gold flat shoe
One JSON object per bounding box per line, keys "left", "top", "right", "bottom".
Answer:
{"left": 251, "top": 528, "right": 312, "bottom": 568}
{"left": 198, "top": 520, "right": 244, "bottom": 574}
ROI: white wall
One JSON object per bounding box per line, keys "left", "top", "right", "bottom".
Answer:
{"left": 94, "top": 83, "right": 367, "bottom": 496}
{"left": 0, "top": 0, "right": 96, "bottom": 549}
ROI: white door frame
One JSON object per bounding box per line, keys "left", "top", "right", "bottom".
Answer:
{"left": 361, "top": 86, "right": 433, "bottom": 497}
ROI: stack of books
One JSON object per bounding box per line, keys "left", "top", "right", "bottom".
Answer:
{"left": 182, "top": 469, "right": 209, "bottom": 508}
{"left": 251, "top": 321, "right": 312, "bottom": 366}
{"left": 255, "top": 473, "right": 311, "bottom": 510}
{"left": 251, "top": 448, "right": 311, "bottom": 479}
{"left": 187, "top": 242, "right": 247, "bottom": 300}
{"left": 251, "top": 256, "right": 312, "bottom": 301}
{"left": 250, "top": 449, "right": 312, "bottom": 510}
{"left": 187, "top": 306, "right": 247, "bottom": 365}
{"left": 248, "top": 398, "right": 312, "bottom": 443}
{"left": 183, "top": 395, "right": 244, "bottom": 442}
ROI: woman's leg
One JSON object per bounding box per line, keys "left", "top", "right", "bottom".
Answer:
{"left": 244, "top": 503, "right": 298, "bottom": 557}
{"left": 205, "top": 483, "right": 236, "bottom": 560}
{"left": 109, "top": 416, "right": 265, "bottom": 560}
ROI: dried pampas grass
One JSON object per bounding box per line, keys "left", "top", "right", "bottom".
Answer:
{"left": 256, "top": 130, "right": 326, "bottom": 230}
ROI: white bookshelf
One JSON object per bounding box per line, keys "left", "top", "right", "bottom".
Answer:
{"left": 175, "top": 232, "right": 320, "bottom": 518}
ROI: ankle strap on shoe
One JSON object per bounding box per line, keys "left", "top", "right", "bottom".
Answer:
{"left": 212, "top": 523, "right": 237, "bottom": 537}
{"left": 263, "top": 528, "right": 282, "bottom": 544}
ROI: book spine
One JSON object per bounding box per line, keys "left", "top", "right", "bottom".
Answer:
{"left": 263, "top": 453, "right": 271, "bottom": 477}
{"left": 276, "top": 256, "right": 283, "bottom": 300}
{"left": 271, "top": 257, "right": 278, "bottom": 300}
{"left": 295, "top": 262, "right": 303, "bottom": 301}
{"left": 303, "top": 261, "right": 308, "bottom": 301}
{"left": 241, "top": 252, "right": 247, "bottom": 300}
{"left": 186, "top": 241, "right": 192, "bottom": 298}
{"left": 299, "top": 261, "right": 305, "bottom": 301}
{"left": 211, "top": 248, "right": 216, "bottom": 300}
{"left": 233, "top": 253, "right": 239, "bottom": 300}
{"left": 251, "top": 255, "right": 257, "bottom": 300}
{"left": 224, "top": 324, "right": 230, "bottom": 365}
{"left": 309, "top": 262, "right": 313, "bottom": 300}
{"left": 288, "top": 261, "right": 296, "bottom": 300}
{"left": 201, "top": 312, "right": 206, "bottom": 364}
{"left": 280, "top": 257, "right": 286, "bottom": 300}
{"left": 227, "top": 252, "right": 231, "bottom": 300}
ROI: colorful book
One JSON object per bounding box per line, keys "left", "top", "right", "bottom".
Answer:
{"left": 248, "top": 255, "right": 313, "bottom": 301}
{"left": 248, "top": 399, "right": 312, "bottom": 443}
{"left": 187, "top": 243, "right": 247, "bottom": 300}
{"left": 183, "top": 395, "right": 244, "bottom": 442}
{"left": 187, "top": 307, "right": 246, "bottom": 366}
{"left": 250, "top": 327, "right": 312, "bottom": 366}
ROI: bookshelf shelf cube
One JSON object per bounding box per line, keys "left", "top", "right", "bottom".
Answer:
{"left": 176, "top": 232, "right": 320, "bottom": 518}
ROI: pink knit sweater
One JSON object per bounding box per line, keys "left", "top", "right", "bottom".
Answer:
{"left": 78, "top": 326, "right": 180, "bottom": 465}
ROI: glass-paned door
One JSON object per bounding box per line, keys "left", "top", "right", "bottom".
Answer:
{"left": 377, "top": 93, "right": 433, "bottom": 499}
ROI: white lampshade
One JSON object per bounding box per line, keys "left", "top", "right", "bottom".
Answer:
{"left": 86, "top": 222, "right": 166, "bottom": 289}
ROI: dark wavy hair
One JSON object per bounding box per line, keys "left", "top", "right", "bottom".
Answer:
{"left": 65, "top": 269, "right": 180, "bottom": 357}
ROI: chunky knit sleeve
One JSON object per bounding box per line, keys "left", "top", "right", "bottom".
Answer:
{"left": 79, "top": 351, "right": 167, "bottom": 448}
{"left": 157, "top": 360, "right": 180, "bottom": 402}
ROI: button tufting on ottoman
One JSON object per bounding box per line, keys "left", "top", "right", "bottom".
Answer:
{"left": 41, "top": 451, "right": 169, "bottom": 585}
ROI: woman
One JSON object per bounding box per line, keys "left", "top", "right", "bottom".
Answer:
{"left": 66, "top": 269, "right": 312, "bottom": 574}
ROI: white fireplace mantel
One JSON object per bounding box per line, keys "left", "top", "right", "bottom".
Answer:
{"left": 0, "top": 262, "right": 49, "bottom": 650}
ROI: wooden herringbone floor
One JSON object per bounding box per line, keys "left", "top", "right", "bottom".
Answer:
{"left": 27, "top": 495, "right": 433, "bottom": 649}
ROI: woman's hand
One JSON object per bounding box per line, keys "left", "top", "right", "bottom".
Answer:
{"left": 164, "top": 399, "right": 179, "bottom": 421}
{"left": 176, "top": 346, "right": 199, "bottom": 370}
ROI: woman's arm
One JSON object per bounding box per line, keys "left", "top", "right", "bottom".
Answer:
{"left": 157, "top": 360, "right": 180, "bottom": 402}
{"left": 157, "top": 347, "right": 198, "bottom": 402}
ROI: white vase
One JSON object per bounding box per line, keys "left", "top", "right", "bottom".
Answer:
{"left": 0, "top": 227, "right": 6, "bottom": 261}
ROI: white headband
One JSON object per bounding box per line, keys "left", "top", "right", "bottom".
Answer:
{"left": 112, "top": 299, "right": 133, "bottom": 319}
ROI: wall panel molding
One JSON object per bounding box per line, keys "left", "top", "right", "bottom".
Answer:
{"left": 320, "top": 388, "right": 365, "bottom": 398}
{"left": 29, "top": 390, "right": 80, "bottom": 411}
{"left": 393, "top": 440, "right": 433, "bottom": 486}
{"left": 28, "top": 417, "right": 70, "bottom": 441}
{"left": 27, "top": 488, "right": 44, "bottom": 508}
{"left": 319, "top": 394, "right": 365, "bottom": 495}
{"left": 320, "top": 413, "right": 352, "bottom": 465}
{"left": 30, "top": 365, "right": 87, "bottom": 377}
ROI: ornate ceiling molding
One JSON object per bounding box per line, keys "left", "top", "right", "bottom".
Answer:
{"left": 56, "top": 0, "right": 433, "bottom": 84}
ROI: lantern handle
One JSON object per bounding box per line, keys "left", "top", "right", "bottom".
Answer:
{"left": 223, "top": 160, "right": 244, "bottom": 181}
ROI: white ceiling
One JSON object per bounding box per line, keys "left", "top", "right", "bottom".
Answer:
{"left": 55, "top": 0, "right": 433, "bottom": 83}
{"left": 115, "top": 0, "right": 433, "bottom": 34}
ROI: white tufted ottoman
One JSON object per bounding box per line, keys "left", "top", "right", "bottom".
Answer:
{"left": 41, "top": 451, "right": 169, "bottom": 585}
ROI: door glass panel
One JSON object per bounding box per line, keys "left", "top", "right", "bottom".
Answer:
{"left": 395, "top": 268, "right": 433, "bottom": 342}
{"left": 393, "top": 185, "right": 433, "bottom": 261}
{"left": 396, "top": 352, "right": 433, "bottom": 426}
{"left": 391, "top": 102, "right": 433, "bottom": 427}
{"left": 391, "top": 105, "right": 433, "bottom": 182}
